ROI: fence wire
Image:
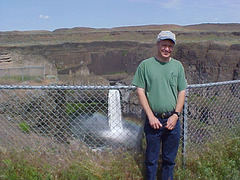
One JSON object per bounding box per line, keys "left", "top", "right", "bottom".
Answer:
{"left": 182, "top": 80, "right": 240, "bottom": 161}
{"left": 0, "top": 66, "right": 45, "bottom": 81}
{"left": 0, "top": 80, "right": 239, "bottom": 165}
{"left": 0, "top": 85, "right": 142, "bottom": 157}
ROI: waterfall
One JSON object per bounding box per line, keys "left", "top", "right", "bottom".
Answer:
{"left": 108, "top": 89, "right": 123, "bottom": 131}
{"left": 71, "top": 89, "right": 143, "bottom": 149}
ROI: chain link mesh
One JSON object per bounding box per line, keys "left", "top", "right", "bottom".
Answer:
{"left": 182, "top": 80, "right": 240, "bottom": 159}
{"left": 0, "top": 66, "right": 45, "bottom": 82}
{"left": 0, "top": 80, "right": 239, "bottom": 164}
{"left": 0, "top": 85, "right": 143, "bottom": 157}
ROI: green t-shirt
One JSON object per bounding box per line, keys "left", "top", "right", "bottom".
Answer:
{"left": 132, "top": 57, "right": 187, "bottom": 113}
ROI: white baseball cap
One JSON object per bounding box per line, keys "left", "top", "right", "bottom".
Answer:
{"left": 157, "top": 31, "right": 176, "bottom": 44}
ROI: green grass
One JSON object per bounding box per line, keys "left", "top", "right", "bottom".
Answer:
{"left": 65, "top": 101, "right": 107, "bottom": 116}
{"left": 19, "top": 122, "right": 30, "bottom": 133}
{"left": 175, "top": 137, "right": 240, "bottom": 180}
{"left": 0, "top": 137, "right": 239, "bottom": 179}
{"left": 0, "top": 75, "right": 43, "bottom": 84}
{"left": 0, "top": 149, "right": 143, "bottom": 180}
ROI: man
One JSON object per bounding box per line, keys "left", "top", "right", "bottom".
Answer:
{"left": 132, "top": 31, "right": 187, "bottom": 180}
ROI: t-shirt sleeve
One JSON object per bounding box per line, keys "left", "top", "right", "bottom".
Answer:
{"left": 131, "top": 63, "right": 146, "bottom": 89}
{"left": 177, "top": 63, "right": 188, "bottom": 91}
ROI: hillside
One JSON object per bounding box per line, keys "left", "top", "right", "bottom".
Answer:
{"left": 0, "top": 23, "right": 239, "bottom": 85}
{"left": 1, "top": 23, "right": 240, "bottom": 46}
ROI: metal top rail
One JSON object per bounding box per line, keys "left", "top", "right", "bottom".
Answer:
{"left": 0, "top": 80, "right": 239, "bottom": 90}
{"left": 0, "top": 85, "right": 137, "bottom": 90}
{"left": 0, "top": 66, "right": 45, "bottom": 70}
{"left": 187, "top": 80, "right": 240, "bottom": 88}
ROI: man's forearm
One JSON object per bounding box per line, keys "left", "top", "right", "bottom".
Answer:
{"left": 137, "top": 87, "right": 162, "bottom": 129}
{"left": 175, "top": 90, "right": 186, "bottom": 113}
{"left": 136, "top": 87, "right": 154, "bottom": 118}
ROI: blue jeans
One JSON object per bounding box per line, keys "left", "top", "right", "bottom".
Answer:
{"left": 144, "top": 116, "right": 181, "bottom": 180}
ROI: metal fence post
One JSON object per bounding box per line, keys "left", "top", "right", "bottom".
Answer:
{"left": 43, "top": 65, "right": 46, "bottom": 80}
{"left": 182, "top": 88, "right": 188, "bottom": 168}
{"left": 22, "top": 67, "right": 24, "bottom": 82}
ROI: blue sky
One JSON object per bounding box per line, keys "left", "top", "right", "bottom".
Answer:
{"left": 0, "top": 0, "right": 239, "bottom": 31}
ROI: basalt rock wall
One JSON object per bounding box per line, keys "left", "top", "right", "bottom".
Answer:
{"left": 0, "top": 41, "right": 239, "bottom": 84}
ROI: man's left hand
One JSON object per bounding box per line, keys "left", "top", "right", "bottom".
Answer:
{"left": 165, "top": 114, "right": 178, "bottom": 130}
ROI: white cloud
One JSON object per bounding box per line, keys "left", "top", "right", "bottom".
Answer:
{"left": 39, "top": 15, "right": 49, "bottom": 19}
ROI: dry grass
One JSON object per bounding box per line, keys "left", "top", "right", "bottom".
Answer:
{"left": 1, "top": 23, "right": 239, "bottom": 46}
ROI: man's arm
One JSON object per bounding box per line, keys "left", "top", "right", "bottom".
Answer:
{"left": 136, "top": 87, "right": 162, "bottom": 129}
{"left": 165, "top": 90, "right": 186, "bottom": 130}
{"left": 175, "top": 90, "right": 186, "bottom": 113}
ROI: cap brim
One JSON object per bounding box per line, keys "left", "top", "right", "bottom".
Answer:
{"left": 158, "top": 37, "right": 176, "bottom": 44}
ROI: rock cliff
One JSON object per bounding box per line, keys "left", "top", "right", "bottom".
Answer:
{"left": 0, "top": 23, "right": 239, "bottom": 85}
{"left": 0, "top": 41, "right": 239, "bottom": 84}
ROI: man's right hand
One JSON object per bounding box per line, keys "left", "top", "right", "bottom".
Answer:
{"left": 148, "top": 116, "right": 162, "bottom": 129}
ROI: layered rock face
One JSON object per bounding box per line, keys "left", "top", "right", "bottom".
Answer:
{"left": 175, "top": 43, "right": 240, "bottom": 84}
{"left": 0, "top": 41, "right": 239, "bottom": 84}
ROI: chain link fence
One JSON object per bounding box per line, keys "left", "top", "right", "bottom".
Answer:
{"left": 0, "top": 85, "right": 143, "bottom": 157}
{"left": 181, "top": 80, "right": 240, "bottom": 164}
{"left": 0, "top": 66, "right": 45, "bottom": 81}
{"left": 0, "top": 80, "right": 239, "bottom": 165}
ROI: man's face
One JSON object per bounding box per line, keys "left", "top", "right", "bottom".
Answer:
{"left": 157, "top": 40, "right": 175, "bottom": 59}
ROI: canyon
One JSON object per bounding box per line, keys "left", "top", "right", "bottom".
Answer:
{"left": 0, "top": 23, "right": 239, "bottom": 85}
